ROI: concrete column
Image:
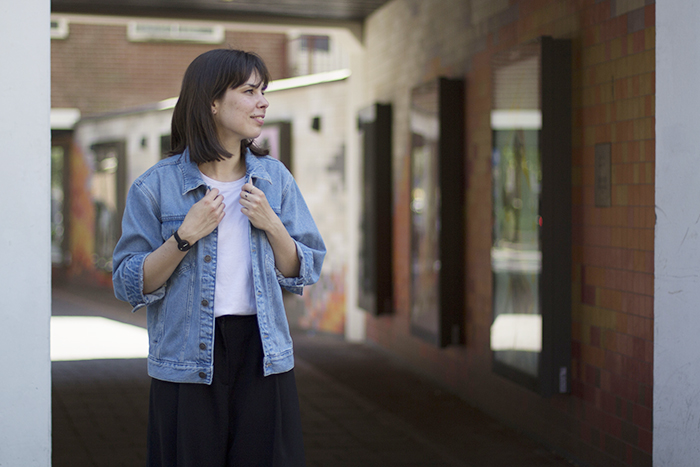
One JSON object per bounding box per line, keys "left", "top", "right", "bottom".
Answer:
{"left": 655, "top": 2, "right": 700, "bottom": 465}
{"left": 0, "top": 1, "right": 52, "bottom": 465}
{"left": 341, "top": 30, "right": 367, "bottom": 342}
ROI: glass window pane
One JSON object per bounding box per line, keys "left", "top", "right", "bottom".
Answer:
{"left": 410, "top": 81, "right": 441, "bottom": 341}
{"left": 491, "top": 44, "right": 542, "bottom": 381}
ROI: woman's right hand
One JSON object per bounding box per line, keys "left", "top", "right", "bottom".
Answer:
{"left": 142, "top": 189, "right": 224, "bottom": 294}
{"left": 177, "top": 188, "right": 225, "bottom": 244}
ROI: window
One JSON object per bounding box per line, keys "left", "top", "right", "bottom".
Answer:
{"left": 300, "top": 35, "right": 330, "bottom": 52}
{"left": 490, "top": 37, "right": 572, "bottom": 396}
{"left": 409, "top": 78, "right": 466, "bottom": 347}
{"left": 288, "top": 33, "right": 347, "bottom": 76}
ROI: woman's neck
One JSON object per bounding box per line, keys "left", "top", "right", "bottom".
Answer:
{"left": 199, "top": 151, "right": 246, "bottom": 182}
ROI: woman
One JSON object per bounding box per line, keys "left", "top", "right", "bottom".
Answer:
{"left": 112, "top": 49, "right": 325, "bottom": 466}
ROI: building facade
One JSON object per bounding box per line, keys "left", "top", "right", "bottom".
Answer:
{"left": 33, "top": 1, "right": 700, "bottom": 466}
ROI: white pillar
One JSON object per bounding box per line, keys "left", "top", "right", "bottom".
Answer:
{"left": 655, "top": 2, "right": 700, "bottom": 465}
{"left": 0, "top": 1, "right": 52, "bottom": 465}
{"left": 341, "top": 30, "right": 367, "bottom": 342}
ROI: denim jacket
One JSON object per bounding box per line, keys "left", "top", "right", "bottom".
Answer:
{"left": 112, "top": 149, "right": 326, "bottom": 383}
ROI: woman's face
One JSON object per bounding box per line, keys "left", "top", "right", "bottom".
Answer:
{"left": 211, "top": 71, "right": 269, "bottom": 149}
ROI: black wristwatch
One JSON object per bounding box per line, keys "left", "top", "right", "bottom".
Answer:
{"left": 173, "top": 230, "right": 193, "bottom": 252}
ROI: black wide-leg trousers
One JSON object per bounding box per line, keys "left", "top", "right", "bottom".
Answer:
{"left": 147, "top": 314, "right": 306, "bottom": 467}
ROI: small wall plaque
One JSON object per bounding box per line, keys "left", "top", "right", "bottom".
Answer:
{"left": 595, "top": 143, "right": 611, "bottom": 207}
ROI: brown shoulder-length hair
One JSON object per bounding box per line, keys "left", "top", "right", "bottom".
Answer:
{"left": 168, "top": 49, "right": 271, "bottom": 163}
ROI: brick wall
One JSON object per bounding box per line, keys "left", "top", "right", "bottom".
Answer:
{"left": 51, "top": 18, "right": 288, "bottom": 114}
{"left": 364, "top": 1, "right": 655, "bottom": 465}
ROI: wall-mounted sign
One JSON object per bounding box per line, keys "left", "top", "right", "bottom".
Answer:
{"left": 595, "top": 143, "right": 612, "bottom": 208}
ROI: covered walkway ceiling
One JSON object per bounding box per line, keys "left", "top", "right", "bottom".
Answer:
{"left": 51, "top": 0, "right": 392, "bottom": 25}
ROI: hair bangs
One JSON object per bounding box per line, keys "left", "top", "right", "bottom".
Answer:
{"left": 219, "top": 52, "right": 271, "bottom": 96}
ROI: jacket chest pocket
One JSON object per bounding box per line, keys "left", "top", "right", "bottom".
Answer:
{"left": 161, "top": 218, "right": 196, "bottom": 276}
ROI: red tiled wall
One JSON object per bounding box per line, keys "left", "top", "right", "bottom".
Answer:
{"left": 365, "top": 1, "right": 655, "bottom": 466}
{"left": 572, "top": 2, "right": 655, "bottom": 463}
{"left": 51, "top": 21, "right": 288, "bottom": 114}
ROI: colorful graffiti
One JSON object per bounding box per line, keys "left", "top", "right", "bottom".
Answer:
{"left": 67, "top": 142, "right": 112, "bottom": 286}
{"left": 300, "top": 268, "right": 345, "bottom": 334}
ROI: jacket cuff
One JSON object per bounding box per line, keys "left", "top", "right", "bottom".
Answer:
{"left": 124, "top": 253, "right": 167, "bottom": 311}
{"left": 275, "top": 240, "right": 311, "bottom": 295}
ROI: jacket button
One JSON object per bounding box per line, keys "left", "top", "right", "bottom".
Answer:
{"left": 201, "top": 299, "right": 209, "bottom": 307}
{"left": 199, "top": 372, "right": 206, "bottom": 379}
{"left": 204, "top": 255, "right": 212, "bottom": 263}
{"left": 199, "top": 343, "right": 206, "bottom": 350}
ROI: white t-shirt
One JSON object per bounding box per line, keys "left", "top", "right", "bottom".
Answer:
{"left": 200, "top": 172, "right": 257, "bottom": 317}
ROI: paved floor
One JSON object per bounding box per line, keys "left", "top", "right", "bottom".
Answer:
{"left": 52, "top": 285, "right": 577, "bottom": 467}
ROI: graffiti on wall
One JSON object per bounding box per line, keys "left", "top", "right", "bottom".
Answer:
{"left": 67, "top": 142, "right": 112, "bottom": 286}
{"left": 300, "top": 268, "right": 345, "bottom": 334}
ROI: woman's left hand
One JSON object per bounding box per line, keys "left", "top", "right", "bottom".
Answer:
{"left": 239, "top": 182, "right": 278, "bottom": 232}
{"left": 240, "top": 182, "right": 300, "bottom": 277}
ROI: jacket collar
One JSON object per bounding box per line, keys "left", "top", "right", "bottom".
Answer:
{"left": 244, "top": 150, "right": 272, "bottom": 185}
{"left": 178, "top": 147, "right": 272, "bottom": 195}
{"left": 179, "top": 148, "right": 206, "bottom": 195}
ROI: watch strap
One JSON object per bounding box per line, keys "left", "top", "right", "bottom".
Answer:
{"left": 173, "top": 230, "right": 192, "bottom": 252}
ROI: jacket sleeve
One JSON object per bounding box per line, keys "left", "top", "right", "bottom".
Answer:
{"left": 275, "top": 175, "right": 326, "bottom": 295}
{"left": 112, "top": 180, "right": 166, "bottom": 311}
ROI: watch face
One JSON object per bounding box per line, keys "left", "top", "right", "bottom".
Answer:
{"left": 174, "top": 230, "right": 191, "bottom": 251}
